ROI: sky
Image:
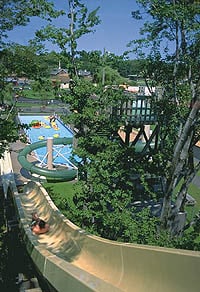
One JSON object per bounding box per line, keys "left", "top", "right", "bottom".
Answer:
{"left": 6, "top": 0, "right": 143, "bottom": 56}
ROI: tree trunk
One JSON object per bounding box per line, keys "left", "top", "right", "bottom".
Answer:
{"left": 160, "top": 97, "right": 200, "bottom": 231}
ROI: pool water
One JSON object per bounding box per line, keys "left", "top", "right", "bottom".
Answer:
{"left": 19, "top": 114, "right": 75, "bottom": 166}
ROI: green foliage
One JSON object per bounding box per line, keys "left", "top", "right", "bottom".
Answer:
{"left": 0, "top": 0, "right": 197, "bottom": 249}
{"left": 173, "top": 225, "right": 200, "bottom": 251}
{"left": 42, "top": 181, "right": 77, "bottom": 217}
{"left": 78, "top": 50, "right": 102, "bottom": 75}
{"left": 70, "top": 176, "right": 161, "bottom": 244}
{"left": 0, "top": 0, "right": 64, "bottom": 157}
{"left": 0, "top": 109, "right": 20, "bottom": 158}
{"left": 59, "top": 77, "right": 166, "bottom": 243}
{"left": 56, "top": 0, "right": 200, "bottom": 246}
{"left": 127, "top": 0, "right": 200, "bottom": 232}
{"left": 0, "top": 83, "right": 13, "bottom": 104}
{"left": 0, "top": 0, "right": 63, "bottom": 45}
{"left": 43, "top": 181, "right": 76, "bottom": 201}
{"left": 96, "top": 66, "right": 128, "bottom": 85}
{"left": 34, "top": 0, "right": 100, "bottom": 77}
{"left": 185, "top": 184, "right": 200, "bottom": 221}
{"left": 44, "top": 179, "right": 200, "bottom": 249}
{"left": 78, "top": 50, "right": 145, "bottom": 85}
{"left": 0, "top": 44, "right": 58, "bottom": 82}
{"left": 130, "top": 0, "right": 200, "bottom": 87}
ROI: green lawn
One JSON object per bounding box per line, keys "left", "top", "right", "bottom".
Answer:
{"left": 42, "top": 181, "right": 77, "bottom": 212}
{"left": 16, "top": 102, "right": 38, "bottom": 107}
{"left": 22, "top": 89, "right": 55, "bottom": 100}
{"left": 42, "top": 176, "right": 200, "bottom": 223}
{"left": 186, "top": 183, "right": 200, "bottom": 220}
{"left": 16, "top": 102, "right": 56, "bottom": 108}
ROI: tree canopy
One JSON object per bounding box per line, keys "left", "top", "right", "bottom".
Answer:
{"left": 0, "top": 0, "right": 62, "bottom": 156}
{"left": 59, "top": 0, "right": 200, "bottom": 247}
{"left": 0, "top": 0, "right": 63, "bottom": 47}
{"left": 0, "top": 0, "right": 200, "bottom": 249}
{"left": 129, "top": 0, "right": 200, "bottom": 233}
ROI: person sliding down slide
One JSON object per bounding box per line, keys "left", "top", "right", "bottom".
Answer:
{"left": 31, "top": 212, "right": 50, "bottom": 235}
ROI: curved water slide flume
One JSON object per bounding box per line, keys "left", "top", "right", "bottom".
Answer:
{"left": 17, "top": 137, "right": 77, "bottom": 181}
{"left": 14, "top": 181, "right": 200, "bottom": 292}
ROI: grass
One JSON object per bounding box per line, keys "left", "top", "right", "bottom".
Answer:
{"left": 16, "top": 102, "right": 38, "bottom": 107}
{"left": 22, "top": 89, "right": 55, "bottom": 100}
{"left": 16, "top": 102, "right": 56, "bottom": 108}
{"left": 42, "top": 175, "right": 200, "bottom": 223}
{"left": 42, "top": 181, "right": 77, "bottom": 211}
{"left": 186, "top": 183, "right": 200, "bottom": 220}
{"left": 172, "top": 167, "right": 200, "bottom": 221}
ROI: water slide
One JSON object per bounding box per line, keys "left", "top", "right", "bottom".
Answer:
{"left": 17, "top": 137, "right": 77, "bottom": 181}
{"left": 14, "top": 181, "right": 200, "bottom": 292}
{"left": 1, "top": 151, "right": 200, "bottom": 292}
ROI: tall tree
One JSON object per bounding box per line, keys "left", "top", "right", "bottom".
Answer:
{"left": 0, "top": 0, "right": 62, "bottom": 47}
{"left": 0, "top": 0, "right": 61, "bottom": 157}
{"left": 1, "top": 44, "right": 44, "bottom": 79}
{"left": 34, "top": 0, "right": 100, "bottom": 78}
{"left": 30, "top": 0, "right": 199, "bottom": 245}
{"left": 130, "top": 0, "right": 200, "bottom": 234}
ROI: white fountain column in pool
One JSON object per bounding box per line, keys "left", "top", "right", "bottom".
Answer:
{"left": 47, "top": 137, "right": 53, "bottom": 170}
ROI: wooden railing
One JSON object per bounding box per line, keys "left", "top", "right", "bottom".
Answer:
{"left": 111, "top": 95, "right": 157, "bottom": 125}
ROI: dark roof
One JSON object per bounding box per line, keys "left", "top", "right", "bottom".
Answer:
{"left": 50, "top": 68, "right": 68, "bottom": 76}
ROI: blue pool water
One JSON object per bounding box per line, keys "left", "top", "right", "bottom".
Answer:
{"left": 18, "top": 114, "right": 75, "bottom": 166}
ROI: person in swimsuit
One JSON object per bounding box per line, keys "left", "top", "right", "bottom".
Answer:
{"left": 31, "top": 212, "right": 50, "bottom": 235}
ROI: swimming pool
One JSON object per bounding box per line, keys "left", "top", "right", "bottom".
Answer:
{"left": 18, "top": 114, "right": 75, "bottom": 166}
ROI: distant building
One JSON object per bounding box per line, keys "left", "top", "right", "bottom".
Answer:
{"left": 78, "top": 69, "right": 92, "bottom": 80}
{"left": 50, "top": 68, "right": 70, "bottom": 89}
{"left": 5, "top": 76, "right": 31, "bottom": 90}
{"left": 50, "top": 67, "right": 92, "bottom": 89}
{"left": 124, "top": 85, "right": 156, "bottom": 96}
